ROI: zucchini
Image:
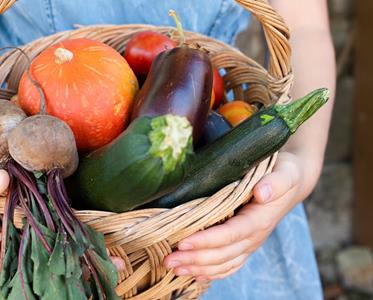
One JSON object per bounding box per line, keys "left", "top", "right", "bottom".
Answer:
{"left": 69, "top": 114, "right": 193, "bottom": 212}
{"left": 146, "top": 88, "right": 329, "bottom": 208}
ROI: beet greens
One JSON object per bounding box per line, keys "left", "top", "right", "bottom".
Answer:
{"left": 0, "top": 161, "right": 119, "bottom": 300}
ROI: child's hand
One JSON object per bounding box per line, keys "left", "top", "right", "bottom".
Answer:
{"left": 164, "top": 151, "right": 318, "bottom": 281}
{"left": 0, "top": 169, "right": 10, "bottom": 194}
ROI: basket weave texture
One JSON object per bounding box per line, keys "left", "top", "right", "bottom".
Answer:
{"left": 0, "top": 0, "right": 15, "bottom": 14}
{"left": 0, "top": 0, "right": 292, "bottom": 299}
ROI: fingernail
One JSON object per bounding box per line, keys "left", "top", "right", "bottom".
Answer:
{"left": 258, "top": 183, "right": 272, "bottom": 203}
{"left": 178, "top": 242, "right": 194, "bottom": 250}
{"left": 175, "top": 268, "right": 189, "bottom": 276}
{"left": 166, "top": 260, "right": 181, "bottom": 268}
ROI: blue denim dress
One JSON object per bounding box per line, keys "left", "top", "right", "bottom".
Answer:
{"left": 0, "top": 1, "right": 323, "bottom": 299}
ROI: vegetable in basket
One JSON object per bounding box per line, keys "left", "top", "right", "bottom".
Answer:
{"left": 212, "top": 68, "right": 225, "bottom": 109}
{"left": 0, "top": 49, "right": 119, "bottom": 300}
{"left": 146, "top": 88, "right": 330, "bottom": 208}
{"left": 0, "top": 100, "right": 26, "bottom": 168}
{"left": 131, "top": 10, "right": 213, "bottom": 142}
{"left": 197, "top": 111, "right": 232, "bottom": 147}
{"left": 218, "top": 100, "right": 256, "bottom": 127}
{"left": 17, "top": 38, "right": 139, "bottom": 152}
{"left": 124, "top": 30, "right": 176, "bottom": 78}
{"left": 69, "top": 114, "right": 193, "bottom": 213}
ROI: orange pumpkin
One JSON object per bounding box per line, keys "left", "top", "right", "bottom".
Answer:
{"left": 18, "top": 38, "right": 139, "bottom": 152}
{"left": 218, "top": 100, "right": 255, "bottom": 127}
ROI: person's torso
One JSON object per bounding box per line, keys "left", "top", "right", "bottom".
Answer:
{"left": 0, "top": 0, "right": 250, "bottom": 47}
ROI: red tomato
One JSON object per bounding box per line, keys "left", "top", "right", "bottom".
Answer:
{"left": 218, "top": 100, "right": 255, "bottom": 127}
{"left": 210, "top": 90, "right": 215, "bottom": 109}
{"left": 124, "top": 31, "right": 176, "bottom": 77}
{"left": 212, "top": 68, "right": 225, "bottom": 108}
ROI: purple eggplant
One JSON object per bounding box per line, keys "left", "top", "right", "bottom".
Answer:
{"left": 197, "top": 111, "right": 232, "bottom": 148}
{"left": 131, "top": 45, "right": 213, "bottom": 142}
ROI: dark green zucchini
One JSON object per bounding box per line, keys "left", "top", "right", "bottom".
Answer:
{"left": 146, "top": 88, "right": 329, "bottom": 208}
{"left": 69, "top": 114, "right": 193, "bottom": 212}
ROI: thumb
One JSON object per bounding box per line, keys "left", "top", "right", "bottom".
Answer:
{"left": 253, "top": 153, "right": 301, "bottom": 204}
{"left": 0, "top": 170, "right": 10, "bottom": 194}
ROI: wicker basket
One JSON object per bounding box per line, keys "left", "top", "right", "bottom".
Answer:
{"left": 0, "top": 0, "right": 292, "bottom": 299}
{"left": 0, "top": 0, "right": 15, "bottom": 14}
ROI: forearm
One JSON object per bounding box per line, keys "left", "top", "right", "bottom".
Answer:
{"left": 286, "top": 29, "right": 336, "bottom": 200}
{"left": 272, "top": 0, "right": 336, "bottom": 201}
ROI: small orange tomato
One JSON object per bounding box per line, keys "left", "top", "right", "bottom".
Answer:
{"left": 218, "top": 100, "right": 255, "bottom": 126}
{"left": 210, "top": 90, "right": 215, "bottom": 109}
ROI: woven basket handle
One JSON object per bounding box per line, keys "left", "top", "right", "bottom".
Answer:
{"left": 0, "top": 0, "right": 16, "bottom": 14}
{"left": 235, "top": 0, "right": 291, "bottom": 80}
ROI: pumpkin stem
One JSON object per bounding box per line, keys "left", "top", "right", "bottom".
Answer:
{"left": 0, "top": 47, "right": 47, "bottom": 115}
{"left": 169, "top": 9, "right": 185, "bottom": 46}
{"left": 54, "top": 47, "right": 74, "bottom": 65}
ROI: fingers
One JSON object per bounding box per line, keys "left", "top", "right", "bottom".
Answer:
{"left": 0, "top": 170, "right": 10, "bottom": 194}
{"left": 178, "top": 213, "right": 256, "bottom": 250}
{"left": 253, "top": 152, "right": 301, "bottom": 204}
{"left": 110, "top": 256, "right": 126, "bottom": 272}
{"left": 205, "top": 264, "right": 242, "bottom": 281}
{"left": 172, "top": 253, "right": 248, "bottom": 278}
{"left": 165, "top": 239, "right": 252, "bottom": 268}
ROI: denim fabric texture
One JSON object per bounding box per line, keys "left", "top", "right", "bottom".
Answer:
{"left": 0, "top": 1, "right": 323, "bottom": 299}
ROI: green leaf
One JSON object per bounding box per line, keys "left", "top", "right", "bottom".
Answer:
{"left": 83, "top": 224, "right": 119, "bottom": 299}
{"left": 64, "top": 242, "right": 82, "bottom": 280}
{"left": 48, "top": 231, "right": 65, "bottom": 276}
{"left": 42, "top": 274, "right": 67, "bottom": 300}
{"left": 33, "top": 171, "right": 44, "bottom": 179}
{"left": 8, "top": 227, "right": 36, "bottom": 300}
{"left": 7, "top": 271, "right": 36, "bottom": 300}
{"left": 66, "top": 277, "right": 87, "bottom": 300}
{"left": 83, "top": 224, "right": 108, "bottom": 258}
{"left": 30, "top": 229, "right": 55, "bottom": 296}
{"left": 89, "top": 251, "right": 120, "bottom": 300}
{"left": 71, "top": 222, "right": 90, "bottom": 253}
{"left": 0, "top": 223, "right": 20, "bottom": 298}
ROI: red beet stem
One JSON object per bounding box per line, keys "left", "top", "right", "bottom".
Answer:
{"left": 8, "top": 162, "right": 55, "bottom": 232}
{"left": 18, "top": 223, "right": 30, "bottom": 300}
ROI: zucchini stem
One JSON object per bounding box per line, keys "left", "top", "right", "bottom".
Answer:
{"left": 274, "top": 88, "right": 329, "bottom": 133}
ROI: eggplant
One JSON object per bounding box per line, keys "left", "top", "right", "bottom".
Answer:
{"left": 131, "top": 45, "right": 213, "bottom": 141}
{"left": 197, "top": 111, "right": 232, "bottom": 147}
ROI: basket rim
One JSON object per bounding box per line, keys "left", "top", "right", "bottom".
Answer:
{"left": 0, "top": 1, "right": 294, "bottom": 297}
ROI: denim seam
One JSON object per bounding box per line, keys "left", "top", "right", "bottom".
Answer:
{"left": 43, "top": 0, "right": 56, "bottom": 34}
{"left": 207, "top": 0, "right": 226, "bottom": 37}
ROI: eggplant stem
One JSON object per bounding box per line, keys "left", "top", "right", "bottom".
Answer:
{"left": 0, "top": 46, "right": 47, "bottom": 114}
{"left": 169, "top": 10, "right": 185, "bottom": 46}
